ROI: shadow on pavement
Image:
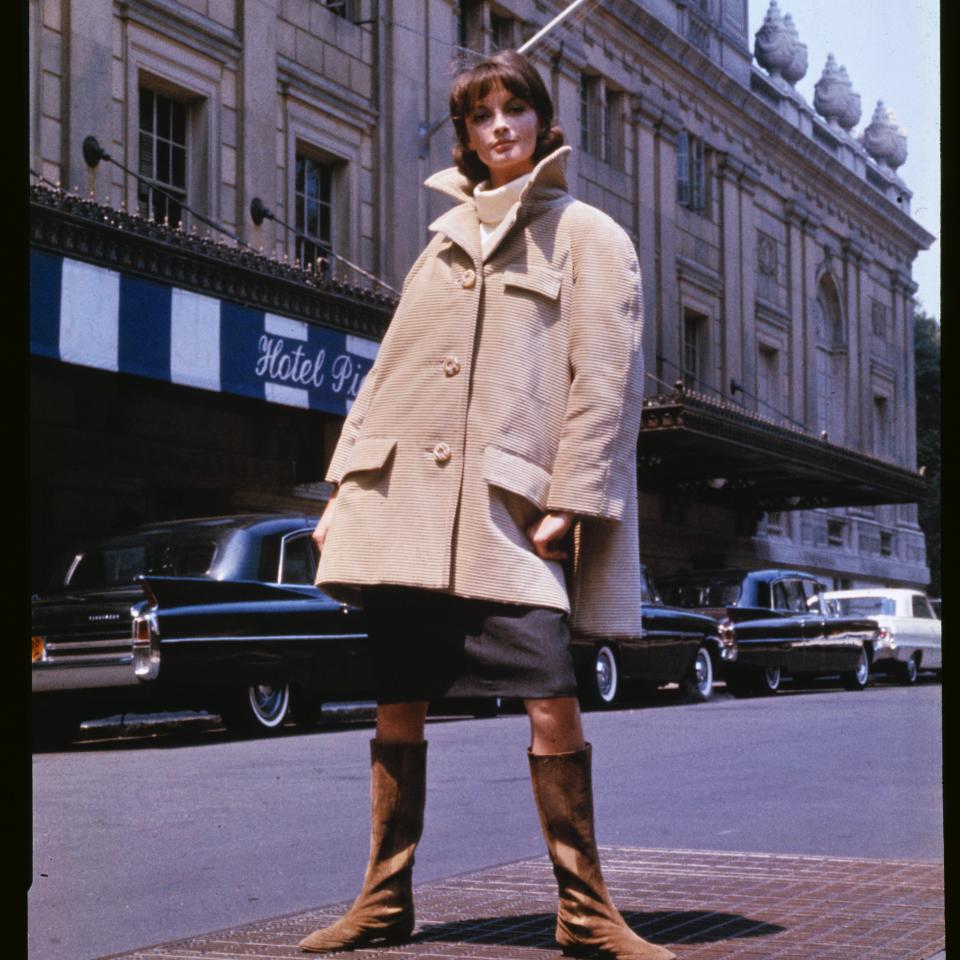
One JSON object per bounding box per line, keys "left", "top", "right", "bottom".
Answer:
{"left": 413, "top": 909, "right": 786, "bottom": 948}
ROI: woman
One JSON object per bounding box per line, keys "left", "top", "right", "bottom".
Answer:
{"left": 301, "top": 50, "right": 675, "bottom": 960}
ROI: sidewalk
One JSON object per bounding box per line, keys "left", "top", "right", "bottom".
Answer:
{"left": 102, "top": 846, "right": 944, "bottom": 959}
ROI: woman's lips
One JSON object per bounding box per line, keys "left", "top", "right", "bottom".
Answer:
{"left": 493, "top": 140, "right": 515, "bottom": 151}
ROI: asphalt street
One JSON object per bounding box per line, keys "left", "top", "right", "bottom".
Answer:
{"left": 29, "top": 681, "right": 943, "bottom": 960}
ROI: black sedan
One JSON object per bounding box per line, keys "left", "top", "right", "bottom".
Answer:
{"left": 570, "top": 568, "right": 733, "bottom": 707}
{"left": 657, "top": 568, "right": 878, "bottom": 696}
{"left": 32, "top": 515, "right": 732, "bottom": 741}
{"left": 32, "top": 515, "right": 371, "bottom": 739}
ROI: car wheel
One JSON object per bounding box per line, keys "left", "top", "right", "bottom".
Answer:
{"left": 755, "top": 665, "right": 781, "bottom": 696}
{"left": 681, "top": 645, "right": 714, "bottom": 703}
{"left": 222, "top": 681, "right": 292, "bottom": 735}
{"left": 898, "top": 655, "right": 919, "bottom": 685}
{"left": 590, "top": 644, "right": 620, "bottom": 707}
{"left": 842, "top": 648, "right": 870, "bottom": 691}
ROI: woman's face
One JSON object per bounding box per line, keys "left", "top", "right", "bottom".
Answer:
{"left": 465, "top": 83, "right": 540, "bottom": 188}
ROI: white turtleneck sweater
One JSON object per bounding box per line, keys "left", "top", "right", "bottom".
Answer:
{"left": 473, "top": 171, "right": 531, "bottom": 261}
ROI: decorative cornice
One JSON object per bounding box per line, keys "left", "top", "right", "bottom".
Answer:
{"left": 890, "top": 270, "right": 919, "bottom": 296}
{"left": 784, "top": 198, "right": 821, "bottom": 233}
{"left": 676, "top": 255, "right": 723, "bottom": 295}
{"left": 840, "top": 236, "right": 872, "bottom": 265}
{"left": 119, "top": 0, "right": 241, "bottom": 62}
{"left": 277, "top": 56, "right": 378, "bottom": 129}
{"left": 29, "top": 185, "right": 396, "bottom": 340}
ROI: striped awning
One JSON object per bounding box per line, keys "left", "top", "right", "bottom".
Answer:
{"left": 30, "top": 249, "right": 378, "bottom": 416}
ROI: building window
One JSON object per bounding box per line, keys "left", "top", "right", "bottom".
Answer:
{"left": 757, "top": 344, "right": 781, "bottom": 421}
{"left": 295, "top": 153, "right": 333, "bottom": 272}
{"left": 490, "top": 11, "right": 516, "bottom": 51}
{"left": 602, "top": 86, "right": 624, "bottom": 169}
{"left": 827, "top": 519, "right": 846, "bottom": 548}
{"left": 683, "top": 310, "right": 707, "bottom": 391}
{"left": 579, "top": 74, "right": 600, "bottom": 155}
{"left": 870, "top": 298, "right": 888, "bottom": 339}
{"left": 873, "top": 395, "right": 892, "bottom": 459}
{"left": 677, "top": 131, "right": 706, "bottom": 214}
{"left": 138, "top": 88, "right": 187, "bottom": 226}
{"left": 765, "top": 511, "right": 786, "bottom": 537}
{"left": 458, "top": 0, "right": 484, "bottom": 51}
{"left": 879, "top": 531, "right": 894, "bottom": 557}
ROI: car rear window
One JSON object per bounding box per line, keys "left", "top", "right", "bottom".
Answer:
{"left": 833, "top": 597, "right": 896, "bottom": 617}
{"left": 661, "top": 581, "right": 741, "bottom": 608}
{"left": 64, "top": 536, "right": 218, "bottom": 590}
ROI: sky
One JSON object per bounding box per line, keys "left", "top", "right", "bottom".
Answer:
{"left": 746, "top": 1, "right": 940, "bottom": 318}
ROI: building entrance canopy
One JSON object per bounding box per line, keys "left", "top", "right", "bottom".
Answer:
{"left": 638, "top": 387, "right": 925, "bottom": 510}
{"left": 29, "top": 187, "right": 393, "bottom": 418}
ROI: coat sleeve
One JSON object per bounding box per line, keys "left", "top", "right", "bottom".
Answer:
{"left": 323, "top": 236, "right": 442, "bottom": 485}
{"left": 546, "top": 211, "right": 644, "bottom": 522}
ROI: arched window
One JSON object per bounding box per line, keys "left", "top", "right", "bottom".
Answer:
{"left": 814, "top": 275, "right": 846, "bottom": 441}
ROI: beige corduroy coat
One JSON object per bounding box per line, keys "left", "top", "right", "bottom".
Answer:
{"left": 315, "top": 146, "right": 645, "bottom": 639}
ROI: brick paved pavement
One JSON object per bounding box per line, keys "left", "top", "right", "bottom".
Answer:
{"left": 101, "top": 847, "right": 945, "bottom": 960}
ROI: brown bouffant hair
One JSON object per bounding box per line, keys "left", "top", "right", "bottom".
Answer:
{"left": 449, "top": 50, "right": 565, "bottom": 184}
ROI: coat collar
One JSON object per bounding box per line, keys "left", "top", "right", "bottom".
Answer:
{"left": 425, "top": 146, "right": 572, "bottom": 261}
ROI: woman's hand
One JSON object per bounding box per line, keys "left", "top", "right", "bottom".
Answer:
{"left": 526, "top": 511, "right": 575, "bottom": 561}
{"left": 311, "top": 487, "right": 339, "bottom": 553}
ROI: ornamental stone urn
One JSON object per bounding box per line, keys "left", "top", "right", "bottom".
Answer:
{"left": 814, "top": 53, "right": 855, "bottom": 129}
{"left": 861, "top": 100, "right": 908, "bottom": 172}
{"left": 781, "top": 14, "right": 808, "bottom": 85}
{"left": 754, "top": 1, "right": 794, "bottom": 81}
{"left": 836, "top": 66, "right": 862, "bottom": 131}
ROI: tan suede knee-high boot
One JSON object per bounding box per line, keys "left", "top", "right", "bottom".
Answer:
{"left": 299, "top": 739, "right": 427, "bottom": 953}
{"left": 528, "top": 744, "right": 676, "bottom": 960}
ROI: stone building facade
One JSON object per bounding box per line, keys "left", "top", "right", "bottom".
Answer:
{"left": 29, "top": 0, "right": 933, "bottom": 591}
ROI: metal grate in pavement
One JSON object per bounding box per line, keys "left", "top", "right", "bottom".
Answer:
{"left": 100, "top": 847, "right": 945, "bottom": 960}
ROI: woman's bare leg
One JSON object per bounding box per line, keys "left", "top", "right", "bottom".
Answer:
{"left": 376, "top": 701, "right": 429, "bottom": 743}
{"left": 523, "top": 696, "right": 585, "bottom": 755}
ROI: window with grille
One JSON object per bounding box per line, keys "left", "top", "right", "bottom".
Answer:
{"left": 138, "top": 88, "right": 187, "bottom": 226}
{"left": 827, "top": 519, "right": 846, "bottom": 548}
{"left": 580, "top": 74, "right": 599, "bottom": 154}
{"left": 683, "top": 310, "right": 707, "bottom": 391}
{"left": 879, "top": 532, "right": 893, "bottom": 557}
{"left": 602, "top": 87, "right": 624, "bottom": 169}
{"left": 757, "top": 344, "right": 781, "bottom": 421}
{"left": 458, "top": 0, "right": 484, "bottom": 51}
{"left": 295, "top": 154, "right": 333, "bottom": 273}
{"left": 873, "top": 396, "right": 892, "bottom": 458}
{"left": 676, "top": 131, "right": 706, "bottom": 214}
{"left": 490, "top": 12, "right": 515, "bottom": 51}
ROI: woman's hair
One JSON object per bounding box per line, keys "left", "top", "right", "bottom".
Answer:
{"left": 449, "top": 49, "right": 565, "bottom": 183}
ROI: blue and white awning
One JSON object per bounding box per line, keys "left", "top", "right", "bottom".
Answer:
{"left": 30, "top": 249, "right": 379, "bottom": 416}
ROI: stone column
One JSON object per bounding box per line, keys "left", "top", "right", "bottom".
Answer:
{"left": 240, "top": 0, "right": 278, "bottom": 251}
{"left": 652, "top": 108, "right": 683, "bottom": 391}
{"left": 718, "top": 153, "right": 743, "bottom": 404}
{"left": 840, "top": 237, "right": 870, "bottom": 452}
{"left": 799, "top": 207, "right": 822, "bottom": 431}
{"left": 740, "top": 163, "right": 760, "bottom": 407}
{"left": 784, "top": 200, "right": 815, "bottom": 428}
{"left": 893, "top": 270, "right": 919, "bottom": 468}
{"left": 65, "top": 0, "right": 115, "bottom": 195}
{"left": 631, "top": 98, "right": 661, "bottom": 394}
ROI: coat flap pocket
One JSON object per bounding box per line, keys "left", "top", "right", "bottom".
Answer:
{"left": 342, "top": 437, "right": 397, "bottom": 478}
{"left": 482, "top": 445, "right": 551, "bottom": 511}
{"left": 503, "top": 267, "right": 563, "bottom": 300}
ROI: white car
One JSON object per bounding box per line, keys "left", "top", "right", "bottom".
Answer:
{"left": 822, "top": 589, "right": 941, "bottom": 685}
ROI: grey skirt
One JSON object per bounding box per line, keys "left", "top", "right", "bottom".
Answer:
{"left": 362, "top": 586, "right": 579, "bottom": 703}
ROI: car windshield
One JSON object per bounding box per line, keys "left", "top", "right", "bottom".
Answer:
{"left": 58, "top": 532, "right": 218, "bottom": 590}
{"left": 832, "top": 597, "right": 896, "bottom": 617}
{"left": 660, "top": 581, "right": 741, "bottom": 608}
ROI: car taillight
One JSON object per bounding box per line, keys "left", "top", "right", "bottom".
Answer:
{"left": 132, "top": 615, "right": 160, "bottom": 681}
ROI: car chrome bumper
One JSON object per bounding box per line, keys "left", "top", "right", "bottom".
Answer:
{"left": 32, "top": 658, "right": 139, "bottom": 692}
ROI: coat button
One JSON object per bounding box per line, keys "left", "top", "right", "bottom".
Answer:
{"left": 443, "top": 356, "right": 461, "bottom": 377}
{"left": 433, "top": 442, "right": 452, "bottom": 463}
{"left": 460, "top": 268, "right": 477, "bottom": 289}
